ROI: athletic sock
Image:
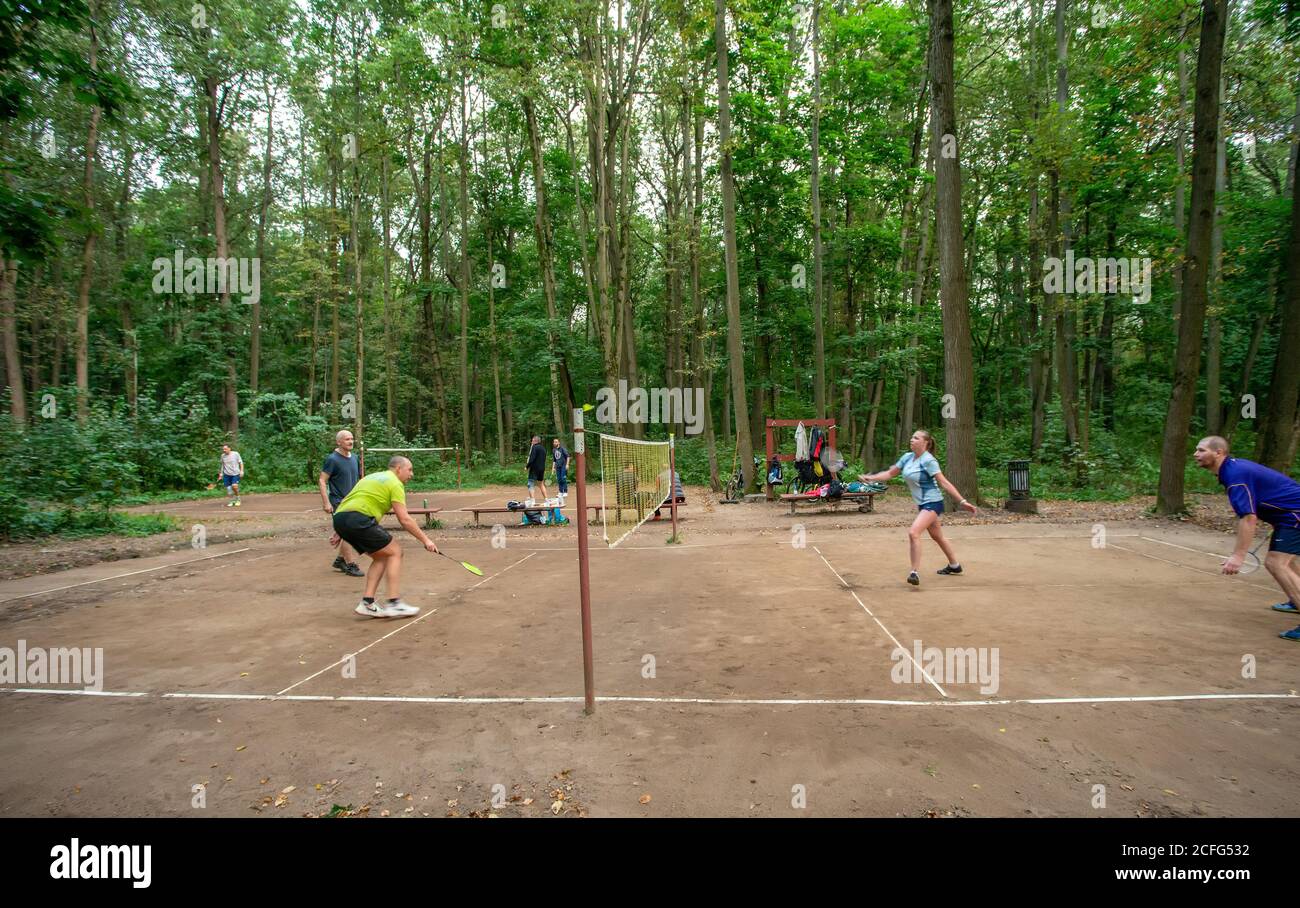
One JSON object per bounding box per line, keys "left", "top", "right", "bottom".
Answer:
{"left": 387, "top": 598, "right": 399, "bottom": 604}
{"left": 363, "top": 597, "right": 375, "bottom": 604}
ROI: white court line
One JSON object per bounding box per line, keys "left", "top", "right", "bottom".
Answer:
{"left": 0, "top": 548, "right": 253, "bottom": 603}
{"left": 1139, "top": 533, "right": 1274, "bottom": 569}
{"left": 0, "top": 688, "right": 150, "bottom": 698}
{"left": 813, "top": 546, "right": 949, "bottom": 699}
{"left": 274, "top": 551, "right": 537, "bottom": 696}
{"left": 6, "top": 688, "right": 1295, "bottom": 707}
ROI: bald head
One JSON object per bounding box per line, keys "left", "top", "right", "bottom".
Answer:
{"left": 388, "top": 455, "right": 414, "bottom": 484}
{"left": 1193, "top": 436, "right": 1230, "bottom": 474}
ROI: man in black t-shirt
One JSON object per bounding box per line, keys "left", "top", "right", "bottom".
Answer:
{"left": 526, "top": 435, "right": 549, "bottom": 504}
{"left": 319, "top": 429, "right": 364, "bottom": 576}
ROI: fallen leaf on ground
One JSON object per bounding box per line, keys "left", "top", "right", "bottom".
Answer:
{"left": 235, "top": 745, "right": 247, "bottom": 752}
{"left": 639, "top": 794, "right": 652, "bottom": 805}
{"left": 281, "top": 785, "right": 295, "bottom": 794}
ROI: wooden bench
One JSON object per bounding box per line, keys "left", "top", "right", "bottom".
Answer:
{"left": 460, "top": 502, "right": 687, "bottom": 527}
{"left": 780, "top": 491, "right": 878, "bottom": 515}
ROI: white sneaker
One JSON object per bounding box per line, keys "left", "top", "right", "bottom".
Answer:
{"left": 354, "top": 599, "right": 420, "bottom": 619}
{"left": 383, "top": 599, "right": 420, "bottom": 617}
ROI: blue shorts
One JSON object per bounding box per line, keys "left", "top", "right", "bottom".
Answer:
{"left": 1269, "top": 525, "right": 1300, "bottom": 556}
{"left": 917, "top": 500, "right": 944, "bottom": 515}
{"left": 222, "top": 474, "right": 241, "bottom": 487}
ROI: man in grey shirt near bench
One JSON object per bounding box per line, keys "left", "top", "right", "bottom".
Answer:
{"left": 320, "top": 429, "right": 364, "bottom": 577}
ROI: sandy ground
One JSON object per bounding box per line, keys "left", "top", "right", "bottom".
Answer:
{"left": 0, "top": 485, "right": 1296, "bottom": 817}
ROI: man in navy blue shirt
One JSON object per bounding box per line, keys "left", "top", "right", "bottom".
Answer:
{"left": 1194, "top": 436, "right": 1300, "bottom": 640}
{"left": 320, "top": 429, "right": 364, "bottom": 577}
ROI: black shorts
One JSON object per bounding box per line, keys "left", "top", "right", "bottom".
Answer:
{"left": 333, "top": 510, "right": 392, "bottom": 555}
{"left": 1269, "top": 524, "right": 1300, "bottom": 556}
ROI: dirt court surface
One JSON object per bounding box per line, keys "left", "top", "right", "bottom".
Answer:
{"left": 1, "top": 487, "right": 1297, "bottom": 817}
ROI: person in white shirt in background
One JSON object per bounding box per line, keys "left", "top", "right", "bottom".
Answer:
{"left": 218, "top": 444, "right": 245, "bottom": 507}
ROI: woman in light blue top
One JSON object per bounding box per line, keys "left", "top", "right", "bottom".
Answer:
{"left": 860, "top": 429, "right": 977, "bottom": 586}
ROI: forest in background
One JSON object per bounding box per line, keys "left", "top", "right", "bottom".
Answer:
{"left": 1, "top": 0, "right": 1298, "bottom": 537}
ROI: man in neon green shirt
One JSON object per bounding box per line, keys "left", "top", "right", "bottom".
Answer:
{"left": 331, "top": 455, "right": 439, "bottom": 619}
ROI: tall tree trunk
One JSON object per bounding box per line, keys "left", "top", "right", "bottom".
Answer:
{"left": 329, "top": 163, "right": 340, "bottom": 411}
{"left": 75, "top": 16, "right": 102, "bottom": 426}
{"left": 929, "top": 0, "right": 979, "bottom": 502}
{"left": 1173, "top": 5, "right": 1189, "bottom": 320}
{"left": 433, "top": 151, "right": 451, "bottom": 443}
{"left": 862, "top": 379, "right": 884, "bottom": 471}
{"left": 901, "top": 178, "right": 933, "bottom": 452}
{"left": 115, "top": 137, "right": 136, "bottom": 420}
{"left": 1027, "top": 0, "right": 1048, "bottom": 455}
{"left": 0, "top": 255, "right": 23, "bottom": 425}
{"left": 716, "top": 0, "right": 755, "bottom": 490}
{"left": 351, "top": 144, "right": 364, "bottom": 444}
{"left": 303, "top": 131, "right": 318, "bottom": 416}
{"left": 382, "top": 151, "right": 395, "bottom": 426}
{"left": 810, "top": 0, "right": 826, "bottom": 418}
{"left": 522, "top": 94, "right": 569, "bottom": 434}
{"left": 1050, "top": 0, "right": 1079, "bottom": 455}
{"left": 458, "top": 74, "right": 472, "bottom": 456}
{"left": 252, "top": 81, "right": 275, "bottom": 403}
{"left": 1157, "top": 0, "right": 1228, "bottom": 513}
{"left": 1205, "top": 69, "right": 1227, "bottom": 435}
{"left": 205, "top": 71, "right": 239, "bottom": 437}
{"left": 1287, "top": 76, "right": 1298, "bottom": 196}
{"left": 684, "top": 64, "right": 719, "bottom": 490}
